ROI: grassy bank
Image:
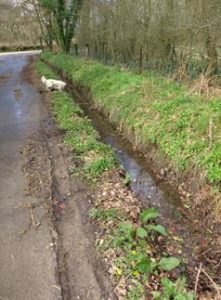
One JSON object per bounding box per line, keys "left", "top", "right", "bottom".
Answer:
{"left": 35, "top": 60, "right": 195, "bottom": 299}
{"left": 41, "top": 51, "right": 221, "bottom": 216}
{"left": 36, "top": 61, "right": 116, "bottom": 180}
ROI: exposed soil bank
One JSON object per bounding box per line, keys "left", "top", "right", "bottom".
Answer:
{"left": 40, "top": 57, "right": 221, "bottom": 298}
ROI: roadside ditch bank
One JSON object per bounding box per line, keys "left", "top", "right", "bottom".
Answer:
{"left": 35, "top": 58, "right": 221, "bottom": 299}
{"left": 40, "top": 51, "right": 221, "bottom": 224}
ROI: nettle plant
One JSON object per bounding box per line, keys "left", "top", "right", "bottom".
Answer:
{"left": 106, "top": 207, "right": 195, "bottom": 299}
{"left": 113, "top": 208, "right": 180, "bottom": 275}
{"left": 152, "top": 277, "right": 195, "bottom": 300}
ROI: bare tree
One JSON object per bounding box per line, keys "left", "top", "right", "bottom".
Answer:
{"left": 77, "top": 0, "right": 221, "bottom": 76}
{"left": 0, "top": 0, "right": 40, "bottom": 49}
{"left": 54, "top": 0, "right": 83, "bottom": 53}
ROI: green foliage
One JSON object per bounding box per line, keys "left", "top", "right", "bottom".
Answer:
{"left": 136, "top": 209, "right": 167, "bottom": 237}
{"left": 117, "top": 222, "right": 135, "bottom": 243}
{"left": 140, "top": 207, "right": 159, "bottom": 223}
{"left": 153, "top": 277, "right": 195, "bottom": 300}
{"left": 35, "top": 60, "right": 59, "bottom": 79}
{"left": 39, "top": 0, "right": 55, "bottom": 9}
{"left": 147, "top": 224, "right": 167, "bottom": 235}
{"left": 88, "top": 203, "right": 194, "bottom": 299}
{"left": 158, "top": 257, "right": 181, "bottom": 271}
{"left": 127, "top": 281, "right": 145, "bottom": 300}
{"left": 83, "top": 153, "right": 116, "bottom": 178}
{"left": 123, "top": 172, "right": 131, "bottom": 185}
{"left": 95, "top": 207, "right": 190, "bottom": 300}
{"left": 54, "top": 0, "right": 83, "bottom": 53}
{"left": 41, "top": 51, "right": 221, "bottom": 186}
{"left": 136, "top": 227, "right": 148, "bottom": 238}
{"left": 38, "top": 0, "right": 83, "bottom": 53}
{"left": 89, "top": 208, "right": 123, "bottom": 220}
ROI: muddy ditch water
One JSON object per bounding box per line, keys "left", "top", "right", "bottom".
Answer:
{"left": 74, "top": 92, "right": 182, "bottom": 218}
{"left": 66, "top": 87, "right": 199, "bottom": 257}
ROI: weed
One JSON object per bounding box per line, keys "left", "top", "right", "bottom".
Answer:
{"left": 127, "top": 281, "right": 145, "bottom": 300}
{"left": 123, "top": 172, "right": 131, "bottom": 186}
{"left": 152, "top": 277, "right": 195, "bottom": 300}
{"left": 89, "top": 207, "right": 125, "bottom": 220}
{"left": 99, "top": 207, "right": 192, "bottom": 300}
{"left": 89, "top": 206, "right": 193, "bottom": 299}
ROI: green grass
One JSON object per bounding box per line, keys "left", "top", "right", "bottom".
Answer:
{"left": 41, "top": 51, "right": 221, "bottom": 188}
{"left": 35, "top": 60, "right": 60, "bottom": 80}
{"left": 35, "top": 60, "right": 116, "bottom": 180}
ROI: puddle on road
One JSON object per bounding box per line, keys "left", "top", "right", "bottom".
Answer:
{"left": 0, "top": 53, "right": 40, "bottom": 139}
{"left": 0, "top": 70, "right": 12, "bottom": 80}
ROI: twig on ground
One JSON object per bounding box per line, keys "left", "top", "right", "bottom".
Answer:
{"left": 201, "top": 268, "right": 221, "bottom": 297}
{"left": 29, "top": 204, "right": 41, "bottom": 228}
{"left": 198, "top": 247, "right": 212, "bottom": 258}
{"left": 195, "top": 262, "right": 203, "bottom": 294}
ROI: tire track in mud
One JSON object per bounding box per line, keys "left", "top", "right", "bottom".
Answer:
{"left": 22, "top": 92, "right": 115, "bottom": 299}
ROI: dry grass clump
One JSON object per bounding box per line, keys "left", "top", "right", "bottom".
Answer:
{"left": 189, "top": 74, "right": 221, "bottom": 98}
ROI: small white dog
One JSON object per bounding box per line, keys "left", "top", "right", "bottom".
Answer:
{"left": 41, "top": 75, "right": 66, "bottom": 91}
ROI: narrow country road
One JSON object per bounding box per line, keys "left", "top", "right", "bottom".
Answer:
{"left": 0, "top": 52, "right": 115, "bottom": 300}
{"left": 0, "top": 52, "right": 61, "bottom": 300}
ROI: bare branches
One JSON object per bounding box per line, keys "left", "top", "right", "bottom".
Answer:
{"left": 195, "top": 263, "right": 203, "bottom": 294}
{"left": 77, "top": 0, "right": 221, "bottom": 76}
{"left": 0, "top": 0, "right": 40, "bottom": 49}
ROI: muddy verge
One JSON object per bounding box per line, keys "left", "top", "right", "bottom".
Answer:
{"left": 22, "top": 62, "right": 116, "bottom": 299}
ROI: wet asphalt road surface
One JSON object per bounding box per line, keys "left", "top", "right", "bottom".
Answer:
{"left": 0, "top": 52, "right": 61, "bottom": 300}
